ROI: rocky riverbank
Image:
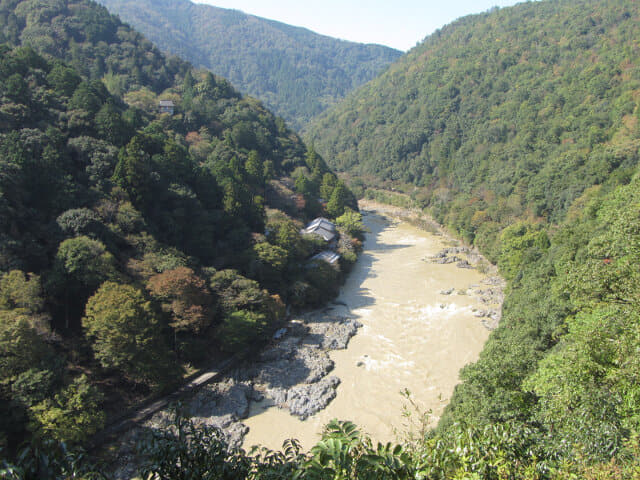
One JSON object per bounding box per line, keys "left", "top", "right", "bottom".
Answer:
{"left": 426, "top": 246, "right": 505, "bottom": 330}
{"left": 111, "top": 308, "right": 361, "bottom": 478}
{"left": 358, "top": 200, "right": 505, "bottom": 331}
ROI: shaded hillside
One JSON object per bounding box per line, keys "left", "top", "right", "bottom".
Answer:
{"left": 96, "top": 0, "right": 402, "bottom": 130}
{"left": 0, "top": 0, "right": 357, "bottom": 450}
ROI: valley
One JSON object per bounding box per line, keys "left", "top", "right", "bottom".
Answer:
{"left": 2, "top": 0, "right": 640, "bottom": 477}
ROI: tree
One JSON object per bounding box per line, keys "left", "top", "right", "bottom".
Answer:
{"left": 245, "top": 150, "right": 264, "bottom": 188}
{"left": 56, "top": 208, "right": 101, "bottom": 237}
{"left": 95, "top": 101, "right": 127, "bottom": 146}
{"left": 497, "top": 222, "right": 549, "bottom": 281}
{"left": 52, "top": 236, "right": 118, "bottom": 328}
{"left": 208, "top": 269, "right": 271, "bottom": 314}
{"left": 266, "top": 215, "right": 310, "bottom": 260}
{"left": 5, "top": 73, "right": 29, "bottom": 103}
{"left": 217, "top": 309, "right": 268, "bottom": 353}
{"left": 0, "top": 310, "right": 52, "bottom": 384}
{"left": 326, "top": 182, "right": 355, "bottom": 218}
{"left": 335, "top": 208, "right": 366, "bottom": 241}
{"left": 46, "top": 62, "right": 81, "bottom": 96}
{"left": 158, "top": 139, "right": 193, "bottom": 183}
{"left": 294, "top": 174, "right": 314, "bottom": 198}
{"left": 112, "top": 135, "right": 153, "bottom": 207}
{"left": 83, "top": 282, "right": 178, "bottom": 385}
{"left": 29, "top": 375, "right": 105, "bottom": 445}
{"left": 319, "top": 173, "right": 337, "bottom": 201}
{"left": 147, "top": 267, "right": 213, "bottom": 336}
{"left": 68, "top": 82, "right": 103, "bottom": 115}
{"left": 54, "top": 237, "right": 117, "bottom": 288}
{"left": 247, "top": 242, "right": 288, "bottom": 291}
{"left": 0, "top": 270, "right": 43, "bottom": 313}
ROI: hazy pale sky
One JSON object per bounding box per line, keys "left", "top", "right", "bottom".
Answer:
{"left": 194, "top": 0, "right": 524, "bottom": 51}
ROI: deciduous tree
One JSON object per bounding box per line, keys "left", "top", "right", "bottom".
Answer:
{"left": 83, "top": 282, "right": 177, "bottom": 385}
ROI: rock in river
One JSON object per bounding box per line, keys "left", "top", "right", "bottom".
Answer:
{"left": 286, "top": 376, "right": 341, "bottom": 420}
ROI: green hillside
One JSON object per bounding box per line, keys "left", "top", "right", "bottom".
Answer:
{"left": 309, "top": 0, "right": 640, "bottom": 230}
{"left": 96, "top": 0, "right": 402, "bottom": 130}
{"left": 0, "top": 0, "right": 357, "bottom": 453}
{"left": 2, "top": 0, "right": 640, "bottom": 477}
{"left": 305, "top": 0, "right": 640, "bottom": 476}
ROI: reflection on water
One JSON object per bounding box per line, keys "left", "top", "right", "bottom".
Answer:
{"left": 242, "top": 213, "right": 491, "bottom": 451}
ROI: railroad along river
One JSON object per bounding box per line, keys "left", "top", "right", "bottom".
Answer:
{"left": 242, "top": 206, "right": 501, "bottom": 450}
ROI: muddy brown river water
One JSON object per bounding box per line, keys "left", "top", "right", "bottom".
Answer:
{"left": 242, "top": 211, "right": 494, "bottom": 451}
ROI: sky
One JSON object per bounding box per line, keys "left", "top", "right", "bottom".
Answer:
{"left": 194, "top": 0, "right": 524, "bottom": 51}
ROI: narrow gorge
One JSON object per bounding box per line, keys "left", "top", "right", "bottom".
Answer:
{"left": 111, "top": 204, "right": 503, "bottom": 479}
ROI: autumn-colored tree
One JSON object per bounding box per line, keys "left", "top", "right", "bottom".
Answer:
{"left": 147, "top": 267, "right": 214, "bottom": 336}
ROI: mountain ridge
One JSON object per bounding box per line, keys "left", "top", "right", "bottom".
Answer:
{"left": 96, "top": 0, "right": 402, "bottom": 130}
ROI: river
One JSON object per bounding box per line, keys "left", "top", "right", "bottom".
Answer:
{"left": 242, "top": 210, "right": 494, "bottom": 451}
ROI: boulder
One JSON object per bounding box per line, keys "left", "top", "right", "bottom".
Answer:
{"left": 286, "top": 376, "right": 341, "bottom": 420}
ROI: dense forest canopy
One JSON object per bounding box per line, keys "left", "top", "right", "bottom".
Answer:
{"left": 95, "top": 0, "right": 402, "bottom": 131}
{"left": 309, "top": 0, "right": 640, "bottom": 232}
{"left": 0, "top": 0, "right": 358, "bottom": 453}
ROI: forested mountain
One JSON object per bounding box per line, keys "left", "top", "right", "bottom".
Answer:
{"left": 94, "top": 0, "right": 402, "bottom": 130}
{"left": 309, "top": 0, "right": 639, "bottom": 229}
{"left": 0, "top": 0, "right": 358, "bottom": 452}
{"left": 3, "top": 0, "right": 640, "bottom": 477}
{"left": 305, "top": 0, "right": 640, "bottom": 475}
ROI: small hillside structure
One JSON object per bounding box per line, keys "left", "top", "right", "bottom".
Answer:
{"left": 159, "top": 100, "right": 175, "bottom": 115}
{"left": 311, "top": 250, "right": 341, "bottom": 264}
{"left": 301, "top": 217, "right": 337, "bottom": 243}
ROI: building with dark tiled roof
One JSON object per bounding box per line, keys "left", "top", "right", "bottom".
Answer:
{"left": 159, "top": 100, "right": 175, "bottom": 114}
{"left": 301, "top": 217, "right": 337, "bottom": 243}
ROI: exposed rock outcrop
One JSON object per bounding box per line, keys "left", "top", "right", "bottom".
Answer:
{"left": 286, "top": 376, "right": 341, "bottom": 420}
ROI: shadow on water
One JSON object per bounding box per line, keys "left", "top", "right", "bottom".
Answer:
{"left": 334, "top": 212, "right": 411, "bottom": 311}
{"left": 236, "top": 212, "right": 415, "bottom": 422}
{"left": 250, "top": 214, "right": 411, "bottom": 390}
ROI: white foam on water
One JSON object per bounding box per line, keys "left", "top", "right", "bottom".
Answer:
{"left": 396, "top": 235, "right": 427, "bottom": 245}
{"left": 405, "top": 303, "right": 473, "bottom": 321}
{"left": 385, "top": 352, "right": 416, "bottom": 371}
{"left": 359, "top": 352, "right": 415, "bottom": 373}
{"left": 374, "top": 333, "right": 394, "bottom": 345}
{"left": 353, "top": 307, "right": 373, "bottom": 318}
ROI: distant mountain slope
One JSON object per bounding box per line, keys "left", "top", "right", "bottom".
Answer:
{"left": 96, "top": 0, "right": 402, "bottom": 130}
{"left": 308, "top": 0, "right": 640, "bottom": 228}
